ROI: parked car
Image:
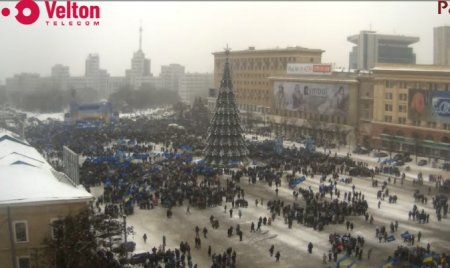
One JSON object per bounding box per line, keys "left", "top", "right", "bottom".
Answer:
{"left": 443, "top": 163, "right": 450, "bottom": 171}
{"left": 374, "top": 151, "right": 388, "bottom": 158}
{"left": 104, "top": 235, "right": 122, "bottom": 248}
{"left": 418, "top": 159, "right": 428, "bottom": 166}
{"left": 393, "top": 154, "right": 403, "bottom": 161}
{"left": 394, "top": 160, "right": 405, "bottom": 166}
{"left": 327, "top": 143, "right": 337, "bottom": 149}
{"left": 353, "top": 146, "right": 370, "bottom": 154}
{"left": 112, "top": 241, "right": 136, "bottom": 254}
{"left": 402, "top": 154, "right": 413, "bottom": 162}
{"left": 129, "top": 250, "right": 150, "bottom": 265}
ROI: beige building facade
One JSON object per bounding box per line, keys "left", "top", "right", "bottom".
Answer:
{"left": 371, "top": 64, "right": 450, "bottom": 159}
{"left": 212, "top": 46, "right": 324, "bottom": 112}
{"left": 0, "top": 130, "right": 93, "bottom": 268}
{"left": 0, "top": 202, "right": 90, "bottom": 268}
{"left": 266, "top": 72, "right": 366, "bottom": 147}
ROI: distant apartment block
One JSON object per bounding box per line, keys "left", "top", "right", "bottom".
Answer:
{"left": 5, "top": 73, "right": 41, "bottom": 93}
{"left": 160, "top": 64, "right": 185, "bottom": 92}
{"left": 179, "top": 73, "right": 213, "bottom": 105}
{"left": 85, "top": 54, "right": 110, "bottom": 98}
{"left": 51, "top": 64, "right": 70, "bottom": 91}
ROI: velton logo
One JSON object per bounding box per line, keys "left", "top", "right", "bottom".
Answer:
{"left": 1, "top": 0, "right": 101, "bottom": 26}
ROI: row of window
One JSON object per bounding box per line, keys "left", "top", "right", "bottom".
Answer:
{"left": 276, "top": 109, "right": 348, "bottom": 124}
{"left": 14, "top": 219, "right": 63, "bottom": 242}
{"left": 383, "top": 117, "right": 445, "bottom": 129}
{"left": 12, "top": 219, "right": 63, "bottom": 268}
{"left": 235, "top": 80, "right": 270, "bottom": 86}
{"left": 384, "top": 92, "right": 409, "bottom": 101}
{"left": 384, "top": 104, "right": 407, "bottom": 113}
{"left": 385, "top": 80, "right": 450, "bottom": 91}
{"left": 216, "top": 56, "right": 318, "bottom": 72}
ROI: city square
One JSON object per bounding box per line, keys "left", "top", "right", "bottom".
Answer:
{"left": 1, "top": 2, "right": 450, "bottom": 268}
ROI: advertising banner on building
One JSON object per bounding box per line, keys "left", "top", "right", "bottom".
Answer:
{"left": 287, "top": 63, "right": 332, "bottom": 75}
{"left": 408, "top": 89, "right": 431, "bottom": 121}
{"left": 431, "top": 91, "right": 450, "bottom": 123}
{"left": 273, "top": 81, "right": 349, "bottom": 115}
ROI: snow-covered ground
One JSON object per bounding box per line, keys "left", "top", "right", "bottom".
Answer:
{"left": 23, "top": 107, "right": 172, "bottom": 123}
{"left": 90, "top": 136, "right": 450, "bottom": 268}
{"left": 119, "top": 107, "right": 173, "bottom": 119}
{"left": 25, "top": 111, "right": 64, "bottom": 122}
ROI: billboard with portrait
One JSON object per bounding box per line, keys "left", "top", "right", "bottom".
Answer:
{"left": 431, "top": 91, "right": 450, "bottom": 123}
{"left": 273, "top": 81, "right": 350, "bottom": 115}
{"left": 408, "top": 89, "right": 431, "bottom": 121}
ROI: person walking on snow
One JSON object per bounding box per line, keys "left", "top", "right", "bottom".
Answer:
{"left": 269, "top": 245, "right": 274, "bottom": 257}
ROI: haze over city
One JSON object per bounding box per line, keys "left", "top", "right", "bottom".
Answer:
{"left": 0, "top": 1, "right": 448, "bottom": 82}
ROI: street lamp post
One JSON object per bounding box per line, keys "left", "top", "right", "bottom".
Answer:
{"left": 123, "top": 215, "right": 127, "bottom": 244}
{"left": 122, "top": 214, "right": 127, "bottom": 261}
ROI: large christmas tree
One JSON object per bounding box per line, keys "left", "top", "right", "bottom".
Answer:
{"left": 204, "top": 47, "right": 249, "bottom": 166}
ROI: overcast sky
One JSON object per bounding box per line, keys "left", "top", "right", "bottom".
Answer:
{"left": 0, "top": 1, "right": 448, "bottom": 83}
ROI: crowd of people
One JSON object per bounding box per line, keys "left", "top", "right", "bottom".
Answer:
{"left": 23, "top": 113, "right": 450, "bottom": 268}
{"left": 327, "top": 233, "right": 365, "bottom": 261}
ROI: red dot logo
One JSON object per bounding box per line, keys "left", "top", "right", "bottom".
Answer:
{"left": 15, "top": 0, "right": 40, "bottom": 25}
{"left": 1, "top": 7, "right": 10, "bottom": 17}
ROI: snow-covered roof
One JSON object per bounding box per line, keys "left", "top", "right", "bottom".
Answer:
{"left": 373, "top": 64, "right": 450, "bottom": 74}
{"left": 0, "top": 153, "right": 50, "bottom": 169}
{"left": 0, "top": 130, "right": 93, "bottom": 206}
{"left": 0, "top": 139, "right": 46, "bottom": 164}
{"left": 0, "top": 165, "right": 92, "bottom": 206}
{"left": 0, "top": 129, "right": 29, "bottom": 145}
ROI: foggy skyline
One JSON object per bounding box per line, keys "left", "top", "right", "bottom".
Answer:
{"left": 0, "top": 1, "right": 448, "bottom": 83}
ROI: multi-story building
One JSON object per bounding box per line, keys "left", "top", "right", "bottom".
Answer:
{"left": 212, "top": 46, "right": 324, "bottom": 113}
{"left": 0, "top": 85, "right": 6, "bottom": 106}
{"left": 125, "top": 26, "right": 152, "bottom": 89}
{"left": 178, "top": 73, "right": 213, "bottom": 105}
{"left": 85, "top": 54, "right": 100, "bottom": 77}
{"left": 51, "top": 64, "right": 70, "bottom": 91}
{"left": 348, "top": 31, "right": 419, "bottom": 70}
{"left": 434, "top": 26, "right": 450, "bottom": 66}
{"left": 85, "top": 54, "right": 110, "bottom": 98}
{"left": 357, "top": 75, "right": 375, "bottom": 147}
{"left": 0, "top": 130, "right": 93, "bottom": 268}
{"left": 68, "top": 76, "right": 88, "bottom": 91}
{"left": 141, "top": 76, "right": 163, "bottom": 90}
{"left": 267, "top": 66, "right": 368, "bottom": 147}
{"left": 371, "top": 64, "right": 450, "bottom": 159}
{"left": 160, "top": 64, "right": 185, "bottom": 92}
{"left": 108, "top": 76, "right": 127, "bottom": 93}
{"left": 5, "top": 73, "right": 41, "bottom": 93}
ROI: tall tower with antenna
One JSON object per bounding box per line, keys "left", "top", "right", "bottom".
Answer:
{"left": 125, "top": 22, "right": 152, "bottom": 89}
{"left": 139, "top": 21, "right": 143, "bottom": 51}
